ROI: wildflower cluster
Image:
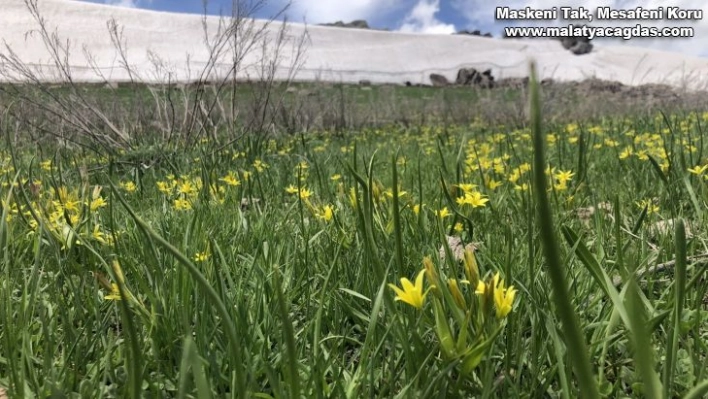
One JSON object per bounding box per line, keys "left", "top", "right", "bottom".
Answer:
{"left": 18, "top": 185, "right": 115, "bottom": 249}
{"left": 157, "top": 173, "right": 240, "bottom": 210}
{"left": 285, "top": 163, "right": 335, "bottom": 223}
{"left": 389, "top": 248, "right": 517, "bottom": 378}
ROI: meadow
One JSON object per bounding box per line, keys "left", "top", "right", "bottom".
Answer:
{"left": 0, "top": 71, "right": 707, "bottom": 398}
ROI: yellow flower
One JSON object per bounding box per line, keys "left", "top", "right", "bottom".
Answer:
{"left": 423, "top": 256, "right": 440, "bottom": 293}
{"left": 388, "top": 269, "right": 428, "bottom": 309}
{"left": 619, "top": 147, "right": 633, "bottom": 160}
{"left": 53, "top": 187, "right": 81, "bottom": 214}
{"left": 92, "top": 224, "right": 107, "bottom": 244}
{"left": 604, "top": 138, "right": 619, "bottom": 147}
{"left": 349, "top": 188, "right": 358, "bottom": 208}
{"left": 105, "top": 260, "right": 127, "bottom": 301}
{"left": 435, "top": 207, "right": 451, "bottom": 218}
{"left": 492, "top": 273, "right": 517, "bottom": 319}
{"left": 253, "top": 159, "right": 268, "bottom": 173}
{"left": 120, "top": 181, "right": 137, "bottom": 193}
{"left": 456, "top": 191, "right": 489, "bottom": 208}
{"left": 90, "top": 195, "right": 108, "bottom": 212}
{"left": 298, "top": 188, "right": 312, "bottom": 200}
{"left": 317, "top": 205, "right": 333, "bottom": 222}
{"left": 173, "top": 198, "right": 192, "bottom": 211}
{"left": 457, "top": 183, "right": 477, "bottom": 193}
{"left": 514, "top": 183, "right": 529, "bottom": 192}
{"left": 285, "top": 185, "right": 299, "bottom": 194}
{"left": 463, "top": 249, "right": 479, "bottom": 286}
{"left": 330, "top": 174, "right": 342, "bottom": 181}
{"left": 448, "top": 279, "right": 467, "bottom": 310}
{"left": 687, "top": 164, "right": 708, "bottom": 175}
{"left": 219, "top": 172, "right": 241, "bottom": 187}
{"left": 486, "top": 179, "right": 503, "bottom": 190}
{"left": 157, "top": 181, "right": 172, "bottom": 195}
{"left": 636, "top": 199, "right": 659, "bottom": 214}
{"left": 413, "top": 204, "right": 422, "bottom": 215}
{"left": 384, "top": 188, "right": 408, "bottom": 199}
{"left": 105, "top": 283, "right": 122, "bottom": 301}
{"left": 553, "top": 182, "right": 568, "bottom": 192}
{"left": 554, "top": 170, "right": 575, "bottom": 185}
{"left": 194, "top": 251, "right": 210, "bottom": 262}
{"left": 178, "top": 180, "right": 197, "bottom": 196}
{"left": 372, "top": 181, "right": 383, "bottom": 202}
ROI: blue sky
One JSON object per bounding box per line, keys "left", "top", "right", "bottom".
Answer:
{"left": 80, "top": 0, "right": 707, "bottom": 57}
{"left": 82, "top": 0, "right": 482, "bottom": 33}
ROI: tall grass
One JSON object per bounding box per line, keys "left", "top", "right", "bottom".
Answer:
{"left": 0, "top": 67, "right": 708, "bottom": 397}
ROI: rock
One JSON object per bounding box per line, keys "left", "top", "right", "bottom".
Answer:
{"left": 558, "top": 31, "right": 593, "bottom": 55}
{"left": 429, "top": 73, "right": 450, "bottom": 87}
{"left": 348, "top": 19, "right": 370, "bottom": 29}
{"left": 455, "top": 68, "right": 476, "bottom": 85}
{"left": 240, "top": 197, "right": 261, "bottom": 210}
{"left": 455, "top": 68, "right": 495, "bottom": 88}
{"left": 569, "top": 41, "right": 593, "bottom": 55}
{"left": 439, "top": 235, "right": 478, "bottom": 263}
{"left": 285, "top": 86, "right": 298, "bottom": 93}
{"left": 456, "top": 29, "right": 493, "bottom": 37}
{"left": 321, "top": 20, "right": 370, "bottom": 29}
{"left": 479, "top": 77, "right": 494, "bottom": 88}
{"left": 358, "top": 79, "right": 372, "bottom": 87}
{"left": 560, "top": 37, "right": 576, "bottom": 50}
{"left": 576, "top": 201, "right": 614, "bottom": 226}
{"left": 404, "top": 81, "right": 428, "bottom": 87}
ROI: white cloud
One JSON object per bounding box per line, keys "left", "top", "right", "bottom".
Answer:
{"left": 452, "top": 0, "right": 708, "bottom": 56}
{"left": 288, "top": 0, "right": 404, "bottom": 24}
{"left": 105, "top": 0, "right": 138, "bottom": 8}
{"left": 399, "top": 0, "right": 456, "bottom": 34}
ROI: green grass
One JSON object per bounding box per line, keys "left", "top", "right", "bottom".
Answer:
{"left": 1, "top": 73, "right": 708, "bottom": 398}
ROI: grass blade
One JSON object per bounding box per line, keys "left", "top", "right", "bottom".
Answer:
{"left": 626, "top": 278, "right": 663, "bottom": 398}
{"left": 662, "top": 219, "right": 687, "bottom": 397}
{"left": 273, "top": 264, "right": 301, "bottom": 398}
{"left": 529, "top": 60, "right": 599, "bottom": 399}
{"left": 108, "top": 180, "right": 247, "bottom": 397}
